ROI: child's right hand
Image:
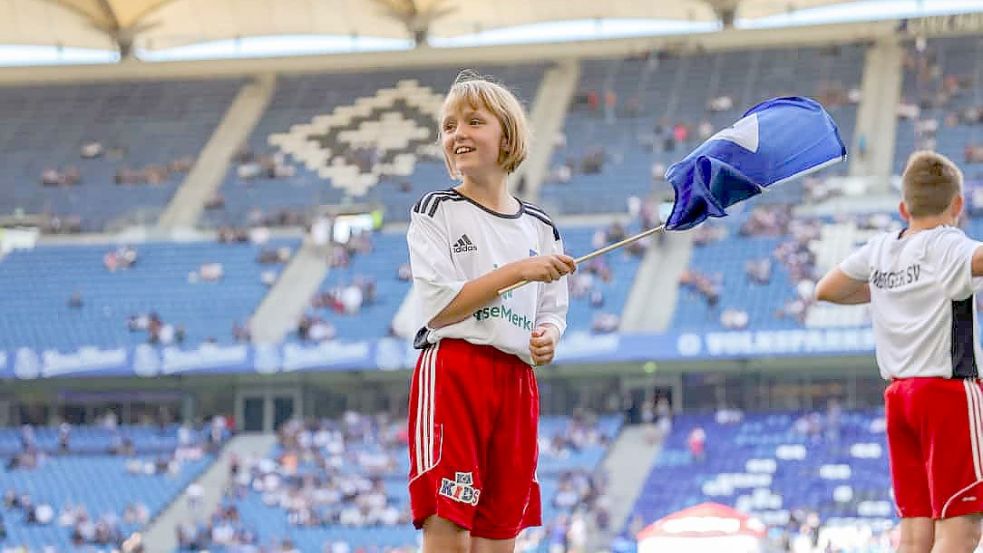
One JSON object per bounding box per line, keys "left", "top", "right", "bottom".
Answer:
{"left": 515, "top": 255, "right": 576, "bottom": 283}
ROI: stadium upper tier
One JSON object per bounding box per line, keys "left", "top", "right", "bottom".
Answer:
{"left": 540, "top": 44, "right": 863, "bottom": 215}
{"left": 894, "top": 35, "right": 983, "bottom": 175}
{"left": 0, "top": 79, "right": 242, "bottom": 232}
{"left": 0, "top": 238, "right": 298, "bottom": 351}
{"left": 2, "top": 35, "right": 981, "bottom": 232}
{"left": 203, "top": 64, "right": 545, "bottom": 228}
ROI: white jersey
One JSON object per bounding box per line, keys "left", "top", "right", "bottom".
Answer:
{"left": 840, "top": 226, "right": 983, "bottom": 380}
{"left": 407, "top": 188, "right": 569, "bottom": 365}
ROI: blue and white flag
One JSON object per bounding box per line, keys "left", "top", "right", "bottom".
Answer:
{"left": 664, "top": 96, "right": 847, "bottom": 231}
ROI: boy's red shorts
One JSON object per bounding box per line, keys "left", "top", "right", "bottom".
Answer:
{"left": 407, "top": 339, "right": 541, "bottom": 539}
{"left": 886, "top": 377, "right": 983, "bottom": 519}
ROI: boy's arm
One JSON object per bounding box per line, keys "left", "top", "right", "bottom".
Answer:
{"left": 815, "top": 268, "right": 871, "bottom": 305}
{"left": 970, "top": 245, "right": 983, "bottom": 277}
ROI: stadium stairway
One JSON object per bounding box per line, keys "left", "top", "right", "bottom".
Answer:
{"left": 593, "top": 424, "right": 665, "bottom": 551}
{"left": 521, "top": 59, "right": 580, "bottom": 204}
{"left": 158, "top": 73, "right": 278, "bottom": 231}
{"left": 142, "top": 433, "right": 277, "bottom": 553}
{"left": 620, "top": 230, "right": 694, "bottom": 332}
{"left": 249, "top": 237, "right": 330, "bottom": 344}
{"left": 850, "top": 37, "right": 903, "bottom": 184}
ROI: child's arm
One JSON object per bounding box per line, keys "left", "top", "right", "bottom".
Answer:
{"left": 815, "top": 267, "right": 871, "bottom": 305}
{"left": 407, "top": 207, "right": 575, "bottom": 330}
{"left": 428, "top": 255, "right": 575, "bottom": 329}
{"left": 529, "top": 232, "right": 571, "bottom": 366}
{"left": 971, "top": 245, "right": 983, "bottom": 277}
{"left": 816, "top": 238, "right": 872, "bottom": 305}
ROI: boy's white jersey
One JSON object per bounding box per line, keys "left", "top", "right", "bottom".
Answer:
{"left": 407, "top": 188, "right": 569, "bottom": 365}
{"left": 840, "top": 226, "right": 983, "bottom": 380}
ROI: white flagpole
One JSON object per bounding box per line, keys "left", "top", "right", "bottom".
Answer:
{"left": 498, "top": 224, "right": 666, "bottom": 296}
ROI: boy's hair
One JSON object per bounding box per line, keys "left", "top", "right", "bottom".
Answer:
{"left": 440, "top": 70, "right": 530, "bottom": 176}
{"left": 901, "top": 150, "right": 963, "bottom": 217}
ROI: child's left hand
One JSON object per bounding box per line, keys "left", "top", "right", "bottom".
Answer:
{"left": 529, "top": 324, "right": 560, "bottom": 366}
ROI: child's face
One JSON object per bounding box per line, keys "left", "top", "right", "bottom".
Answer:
{"left": 441, "top": 102, "right": 505, "bottom": 179}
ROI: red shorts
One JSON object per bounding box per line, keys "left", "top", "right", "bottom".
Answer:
{"left": 886, "top": 377, "right": 983, "bottom": 519}
{"left": 407, "top": 339, "right": 541, "bottom": 539}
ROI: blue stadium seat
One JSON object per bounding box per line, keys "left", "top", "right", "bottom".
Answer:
{"left": 0, "top": 239, "right": 298, "bottom": 350}
{"left": 0, "top": 454, "right": 213, "bottom": 550}
{"left": 624, "top": 409, "right": 891, "bottom": 541}
{"left": 0, "top": 79, "right": 242, "bottom": 231}
{"left": 204, "top": 65, "right": 545, "bottom": 228}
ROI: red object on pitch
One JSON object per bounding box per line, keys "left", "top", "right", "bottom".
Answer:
{"left": 636, "top": 502, "right": 766, "bottom": 540}
{"left": 407, "top": 339, "right": 541, "bottom": 539}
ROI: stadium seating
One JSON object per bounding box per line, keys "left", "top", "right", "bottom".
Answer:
{"left": 0, "top": 238, "right": 298, "bottom": 351}
{"left": 626, "top": 409, "right": 892, "bottom": 538}
{"left": 0, "top": 454, "right": 213, "bottom": 551}
{"left": 0, "top": 424, "right": 208, "bottom": 457}
{"left": 0, "top": 218, "right": 643, "bottom": 355}
{"left": 187, "top": 414, "right": 620, "bottom": 551}
{"left": 894, "top": 36, "right": 983, "bottom": 176}
{"left": 296, "top": 221, "right": 644, "bottom": 343}
{"left": 302, "top": 231, "right": 411, "bottom": 341}
{"left": 672, "top": 230, "right": 797, "bottom": 332}
{"left": 669, "top": 207, "right": 907, "bottom": 332}
{"left": 0, "top": 79, "right": 243, "bottom": 231}
{"left": 561, "top": 226, "right": 643, "bottom": 334}
{"left": 204, "top": 65, "right": 545, "bottom": 228}
{"left": 541, "top": 45, "right": 864, "bottom": 215}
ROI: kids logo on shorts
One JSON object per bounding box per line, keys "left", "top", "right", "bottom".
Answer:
{"left": 439, "top": 472, "right": 481, "bottom": 506}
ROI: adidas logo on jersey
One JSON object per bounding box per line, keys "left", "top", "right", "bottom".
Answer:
{"left": 452, "top": 234, "right": 478, "bottom": 254}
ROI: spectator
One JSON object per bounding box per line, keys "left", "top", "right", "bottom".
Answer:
{"left": 197, "top": 262, "right": 224, "bottom": 282}
{"left": 720, "top": 308, "right": 749, "bottom": 330}
{"left": 80, "top": 141, "right": 104, "bottom": 159}
{"left": 58, "top": 422, "right": 71, "bottom": 453}
{"left": 158, "top": 324, "right": 176, "bottom": 346}
{"left": 592, "top": 312, "right": 620, "bottom": 334}
{"left": 746, "top": 258, "right": 772, "bottom": 284}
{"left": 340, "top": 284, "right": 363, "bottom": 315}
{"left": 233, "top": 322, "right": 251, "bottom": 343}
{"left": 672, "top": 122, "right": 689, "bottom": 144}
{"left": 204, "top": 193, "right": 225, "bottom": 210}
{"left": 396, "top": 263, "right": 412, "bottom": 281}
{"left": 309, "top": 319, "right": 336, "bottom": 342}
{"left": 34, "top": 503, "right": 54, "bottom": 525}
{"left": 186, "top": 483, "right": 203, "bottom": 513}
{"left": 826, "top": 399, "right": 842, "bottom": 444}
{"left": 698, "top": 120, "right": 714, "bottom": 140}
{"left": 655, "top": 397, "right": 673, "bottom": 438}
{"left": 708, "top": 95, "right": 734, "bottom": 112}
{"left": 688, "top": 426, "right": 707, "bottom": 462}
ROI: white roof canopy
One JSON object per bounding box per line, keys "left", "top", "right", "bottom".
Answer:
{"left": 20, "top": 0, "right": 862, "bottom": 55}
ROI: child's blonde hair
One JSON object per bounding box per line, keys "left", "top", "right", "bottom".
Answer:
{"left": 901, "top": 150, "right": 964, "bottom": 217}
{"left": 439, "top": 70, "right": 530, "bottom": 177}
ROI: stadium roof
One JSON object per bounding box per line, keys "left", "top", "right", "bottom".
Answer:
{"left": 20, "top": 0, "right": 859, "bottom": 56}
